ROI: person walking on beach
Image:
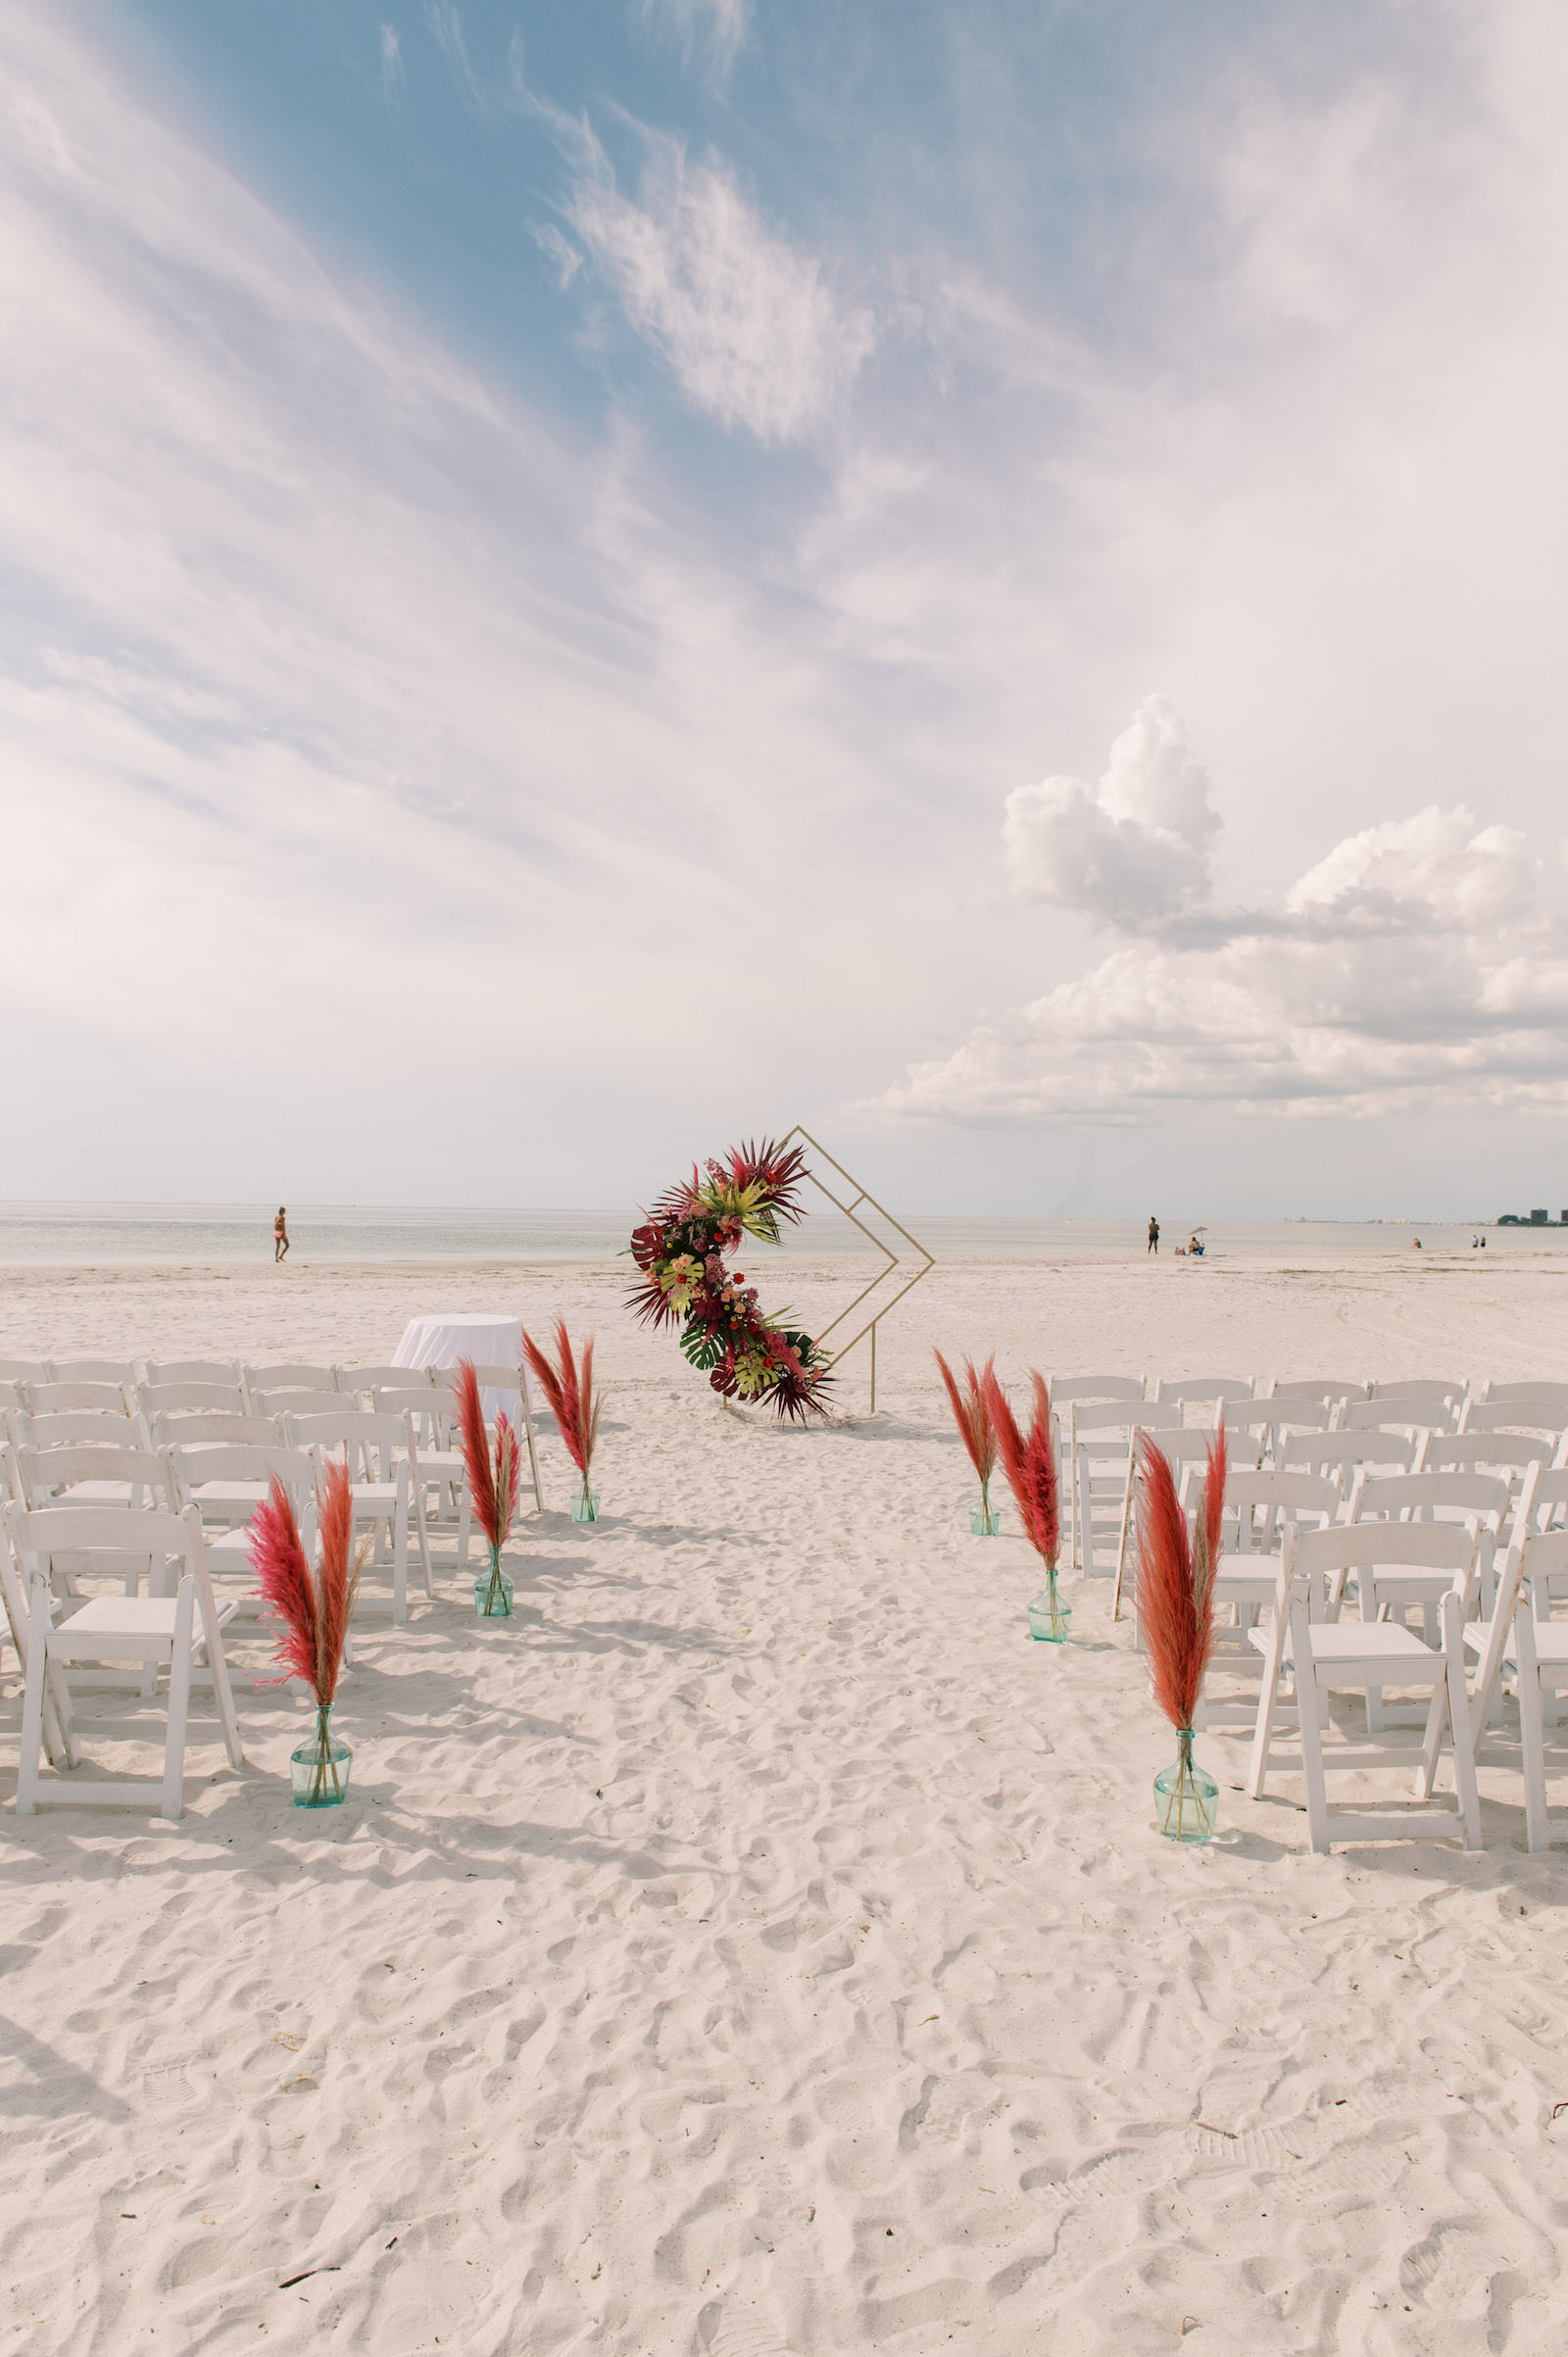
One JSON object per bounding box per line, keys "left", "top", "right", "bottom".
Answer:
{"left": 273, "top": 1205, "right": 289, "bottom": 1262}
{"left": 1148, "top": 1215, "right": 1159, "bottom": 1254}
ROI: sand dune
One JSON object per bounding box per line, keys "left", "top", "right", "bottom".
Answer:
{"left": 4, "top": 1251, "right": 1568, "bottom": 2352}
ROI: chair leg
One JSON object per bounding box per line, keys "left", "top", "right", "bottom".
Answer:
{"left": 1296, "top": 1654, "right": 1332, "bottom": 1854}
{"left": 411, "top": 1478, "right": 433, "bottom": 1597}
{"left": 1247, "top": 1647, "right": 1286, "bottom": 1799}
{"left": 162, "top": 1580, "right": 196, "bottom": 1823}
{"left": 1518, "top": 1639, "right": 1551, "bottom": 1851}
{"left": 392, "top": 1495, "right": 408, "bottom": 1625}
{"left": 16, "top": 1577, "right": 53, "bottom": 1814}
{"left": 1442, "top": 1596, "right": 1481, "bottom": 1848}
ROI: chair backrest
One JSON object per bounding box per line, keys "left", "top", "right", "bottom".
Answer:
{"left": 374, "top": 1388, "right": 454, "bottom": 1442}
{"left": 1294, "top": 1516, "right": 1478, "bottom": 1583}
{"left": 245, "top": 1363, "right": 338, "bottom": 1395}
{"left": 336, "top": 1364, "right": 425, "bottom": 1392}
{"left": 1522, "top": 1466, "right": 1568, "bottom": 1534}
{"left": 148, "top": 1410, "right": 284, "bottom": 1449}
{"left": 141, "top": 1359, "right": 243, "bottom": 1388}
{"left": 1348, "top": 1470, "right": 1512, "bottom": 1532}
{"left": 12, "top": 1443, "right": 178, "bottom": 1510}
{"left": 12, "top": 1407, "right": 148, "bottom": 1451}
{"left": 1153, "top": 1376, "right": 1254, "bottom": 1405}
{"left": 1459, "top": 1400, "right": 1567, "bottom": 1434}
{"left": 1341, "top": 1399, "right": 1453, "bottom": 1432}
{"left": 1217, "top": 1466, "right": 1340, "bottom": 1553}
{"left": 1051, "top": 1375, "right": 1147, "bottom": 1403}
{"left": 285, "top": 1409, "right": 407, "bottom": 1476}
{"left": 4, "top": 1498, "right": 207, "bottom": 1600}
{"left": 1523, "top": 1525, "right": 1568, "bottom": 1615}
{"left": 26, "top": 1380, "right": 133, "bottom": 1415}
{"left": 168, "top": 1442, "right": 317, "bottom": 1499}
{"left": 442, "top": 1364, "right": 535, "bottom": 1416}
{"left": 140, "top": 1381, "right": 247, "bottom": 1417}
{"left": 1073, "top": 1402, "right": 1180, "bottom": 1442}
{"left": 1369, "top": 1378, "right": 1466, "bottom": 1403}
{"left": 255, "top": 1389, "right": 345, "bottom": 1415}
{"left": 47, "top": 1358, "right": 139, "bottom": 1384}
{"left": 1421, "top": 1436, "right": 1544, "bottom": 1477}
{"left": 1278, "top": 1433, "right": 1417, "bottom": 1481}
{"left": 0, "top": 1358, "right": 48, "bottom": 1382}
{"left": 1263, "top": 1378, "right": 1368, "bottom": 1407}
{"left": 1479, "top": 1380, "right": 1568, "bottom": 1412}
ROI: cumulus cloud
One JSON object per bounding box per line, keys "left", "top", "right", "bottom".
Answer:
{"left": 880, "top": 703, "right": 1568, "bottom": 1122}
{"left": 1003, "top": 696, "right": 1221, "bottom": 929}
{"left": 555, "top": 124, "right": 873, "bottom": 444}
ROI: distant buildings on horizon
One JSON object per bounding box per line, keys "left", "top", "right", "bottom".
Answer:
{"left": 1495, "top": 1208, "right": 1568, "bottom": 1225}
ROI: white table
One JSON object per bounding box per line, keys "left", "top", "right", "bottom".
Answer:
{"left": 393, "top": 1312, "right": 524, "bottom": 1419}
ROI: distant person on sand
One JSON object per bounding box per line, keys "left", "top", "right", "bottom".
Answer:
{"left": 1148, "top": 1215, "right": 1159, "bottom": 1254}
{"left": 274, "top": 1205, "right": 289, "bottom": 1262}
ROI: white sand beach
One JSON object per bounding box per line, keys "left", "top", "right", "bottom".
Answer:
{"left": 5, "top": 1248, "right": 1568, "bottom": 2354}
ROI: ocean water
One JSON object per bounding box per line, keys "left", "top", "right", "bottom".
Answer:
{"left": 0, "top": 1203, "right": 1561, "bottom": 1267}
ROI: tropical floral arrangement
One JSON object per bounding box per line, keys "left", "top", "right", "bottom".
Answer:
{"left": 250, "top": 1458, "right": 363, "bottom": 1805}
{"left": 521, "top": 1320, "right": 603, "bottom": 1521}
{"left": 455, "top": 1358, "right": 521, "bottom": 1614}
{"left": 984, "top": 1368, "right": 1066, "bottom": 1638}
{"left": 934, "top": 1348, "right": 1000, "bottom": 1533}
{"left": 1137, "top": 1423, "right": 1227, "bottom": 1841}
{"left": 628, "top": 1138, "right": 831, "bottom": 1419}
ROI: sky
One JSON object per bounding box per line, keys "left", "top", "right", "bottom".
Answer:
{"left": 4, "top": 0, "right": 1568, "bottom": 1217}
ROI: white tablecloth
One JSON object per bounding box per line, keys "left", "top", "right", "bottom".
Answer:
{"left": 393, "top": 1313, "right": 525, "bottom": 1420}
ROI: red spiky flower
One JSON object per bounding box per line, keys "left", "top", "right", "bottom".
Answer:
{"left": 983, "top": 1368, "right": 1060, "bottom": 1569}
{"left": 249, "top": 1457, "right": 361, "bottom": 1705}
{"left": 521, "top": 1320, "right": 601, "bottom": 1484}
{"left": 1137, "top": 1422, "right": 1227, "bottom": 1730}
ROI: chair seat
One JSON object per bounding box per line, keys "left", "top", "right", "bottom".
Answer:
{"left": 39, "top": 1481, "right": 145, "bottom": 1506}
{"left": 190, "top": 1480, "right": 270, "bottom": 1510}
{"left": 1463, "top": 1619, "right": 1568, "bottom": 1667}
{"left": 350, "top": 1483, "right": 398, "bottom": 1507}
{"left": 1250, "top": 1621, "right": 1439, "bottom": 1668}
{"left": 50, "top": 1593, "right": 238, "bottom": 1652}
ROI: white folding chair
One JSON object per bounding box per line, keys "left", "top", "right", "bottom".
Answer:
{"left": 1245, "top": 1523, "right": 1481, "bottom": 1851}
{"left": 1193, "top": 1469, "right": 1341, "bottom": 1729}
{"left": 167, "top": 1443, "right": 321, "bottom": 1625}
{"left": 284, "top": 1411, "right": 431, "bottom": 1621}
{"left": 49, "top": 1358, "right": 138, "bottom": 1385}
{"left": 10, "top": 1406, "right": 150, "bottom": 1454}
{"left": 1348, "top": 1469, "right": 1514, "bottom": 1619}
{"left": 452, "top": 1364, "right": 545, "bottom": 1518}
{"left": 6, "top": 1501, "right": 244, "bottom": 1821}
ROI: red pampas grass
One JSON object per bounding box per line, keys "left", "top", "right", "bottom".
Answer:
{"left": 982, "top": 1368, "right": 1060, "bottom": 1569}
{"left": 934, "top": 1349, "right": 998, "bottom": 1503}
{"left": 454, "top": 1359, "right": 520, "bottom": 1553}
{"left": 1137, "top": 1422, "right": 1227, "bottom": 1731}
{"left": 250, "top": 1458, "right": 362, "bottom": 1705}
{"left": 521, "top": 1320, "right": 602, "bottom": 1494}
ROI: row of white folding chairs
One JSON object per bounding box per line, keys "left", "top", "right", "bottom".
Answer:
{"left": 1224, "top": 1486, "right": 1568, "bottom": 1852}
{"left": 1071, "top": 1407, "right": 1567, "bottom": 1583}
{"left": 2, "top": 1418, "right": 440, "bottom": 1620}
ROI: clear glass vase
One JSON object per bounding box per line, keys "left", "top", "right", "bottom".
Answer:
{"left": 569, "top": 1483, "right": 600, "bottom": 1524}
{"left": 1154, "top": 1728, "right": 1219, "bottom": 1842}
{"left": 290, "top": 1703, "right": 351, "bottom": 1808}
{"left": 474, "top": 1547, "right": 514, "bottom": 1618}
{"left": 970, "top": 1489, "right": 1002, "bottom": 1537}
{"left": 1028, "top": 1574, "right": 1071, "bottom": 1643}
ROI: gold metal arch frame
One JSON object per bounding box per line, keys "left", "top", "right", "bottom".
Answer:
{"left": 778, "top": 1126, "right": 935, "bottom": 1412}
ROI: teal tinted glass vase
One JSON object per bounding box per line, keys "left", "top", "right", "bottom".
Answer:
{"left": 1028, "top": 1573, "right": 1070, "bottom": 1643}
{"left": 1154, "top": 1728, "right": 1219, "bottom": 1842}
{"left": 970, "top": 1489, "right": 1002, "bottom": 1537}
{"left": 570, "top": 1484, "right": 600, "bottom": 1524}
{"left": 290, "top": 1703, "right": 351, "bottom": 1808}
{"left": 474, "top": 1547, "right": 514, "bottom": 1618}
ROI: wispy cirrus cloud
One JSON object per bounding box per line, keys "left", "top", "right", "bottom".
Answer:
{"left": 545, "top": 117, "right": 874, "bottom": 444}
{"left": 639, "top": 0, "right": 751, "bottom": 83}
